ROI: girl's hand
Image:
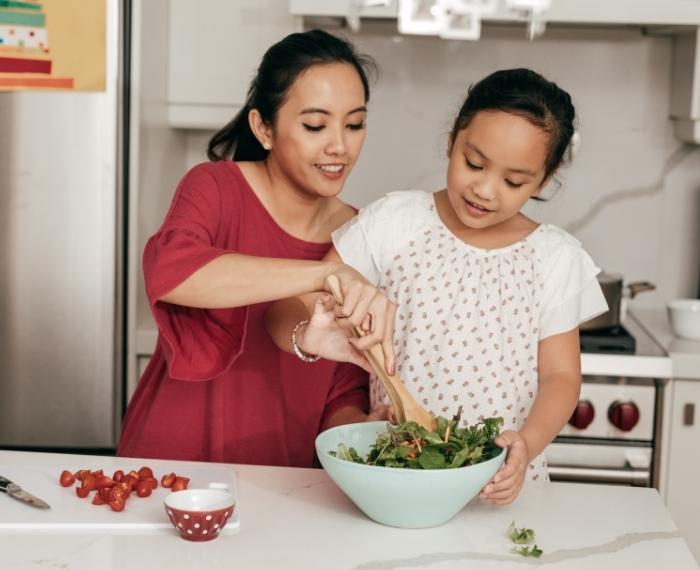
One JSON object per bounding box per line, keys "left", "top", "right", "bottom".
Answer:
{"left": 296, "top": 294, "right": 372, "bottom": 373}
{"left": 367, "top": 404, "right": 397, "bottom": 424}
{"left": 479, "top": 430, "right": 529, "bottom": 505}
{"left": 325, "top": 265, "right": 397, "bottom": 375}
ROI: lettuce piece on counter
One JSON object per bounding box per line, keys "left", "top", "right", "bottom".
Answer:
{"left": 507, "top": 521, "right": 543, "bottom": 558}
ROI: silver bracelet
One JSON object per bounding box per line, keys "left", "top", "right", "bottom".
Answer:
{"left": 291, "top": 319, "right": 320, "bottom": 363}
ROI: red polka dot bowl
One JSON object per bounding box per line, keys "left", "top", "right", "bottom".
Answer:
{"left": 164, "top": 488, "right": 236, "bottom": 542}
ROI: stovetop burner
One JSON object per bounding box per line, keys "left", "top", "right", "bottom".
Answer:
{"left": 580, "top": 325, "right": 636, "bottom": 355}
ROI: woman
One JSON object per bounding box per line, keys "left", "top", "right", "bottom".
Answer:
{"left": 117, "top": 29, "right": 394, "bottom": 467}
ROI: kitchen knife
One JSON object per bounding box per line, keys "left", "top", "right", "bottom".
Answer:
{"left": 0, "top": 475, "right": 51, "bottom": 509}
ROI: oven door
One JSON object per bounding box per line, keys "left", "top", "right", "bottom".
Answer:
{"left": 545, "top": 442, "right": 652, "bottom": 487}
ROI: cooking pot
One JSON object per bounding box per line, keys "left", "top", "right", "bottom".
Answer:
{"left": 581, "top": 272, "right": 655, "bottom": 331}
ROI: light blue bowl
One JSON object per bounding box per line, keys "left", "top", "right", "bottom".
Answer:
{"left": 316, "top": 421, "right": 506, "bottom": 528}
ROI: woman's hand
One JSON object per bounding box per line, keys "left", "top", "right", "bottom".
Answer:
{"left": 296, "top": 294, "right": 372, "bottom": 373}
{"left": 479, "top": 430, "right": 529, "bottom": 505}
{"left": 325, "top": 264, "right": 397, "bottom": 375}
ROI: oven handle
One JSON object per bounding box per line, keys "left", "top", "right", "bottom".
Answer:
{"left": 548, "top": 465, "right": 649, "bottom": 486}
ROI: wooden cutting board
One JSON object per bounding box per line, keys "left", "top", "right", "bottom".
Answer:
{"left": 0, "top": 463, "right": 240, "bottom": 533}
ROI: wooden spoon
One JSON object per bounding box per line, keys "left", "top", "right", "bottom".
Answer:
{"left": 325, "top": 275, "right": 437, "bottom": 432}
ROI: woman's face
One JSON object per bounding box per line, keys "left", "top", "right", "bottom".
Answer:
{"left": 268, "top": 62, "right": 367, "bottom": 198}
{"left": 445, "top": 110, "right": 550, "bottom": 231}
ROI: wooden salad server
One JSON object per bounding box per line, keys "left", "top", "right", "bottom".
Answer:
{"left": 325, "top": 275, "right": 437, "bottom": 432}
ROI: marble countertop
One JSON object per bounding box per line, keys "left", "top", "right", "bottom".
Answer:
{"left": 631, "top": 308, "right": 700, "bottom": 380}
{"left": 1, "top": 450, "right": 697, "bottom": 570}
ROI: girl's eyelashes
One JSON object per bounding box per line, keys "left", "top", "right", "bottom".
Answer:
{"left": 302, "top": 122, "right": 366, "bottom": 132}
{"left": 465, "top": 157, "right": 526, "bottom": 188}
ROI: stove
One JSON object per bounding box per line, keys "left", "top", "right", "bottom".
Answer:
{"left": 580, "top": 325, "right": 636, "bottom": 354}
{"left": 546, "top": 319, "right": 667, "bottom": 487}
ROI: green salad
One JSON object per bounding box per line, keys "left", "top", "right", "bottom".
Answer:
{"left": 329, "top": 408, "right": 503, "bottom": 469}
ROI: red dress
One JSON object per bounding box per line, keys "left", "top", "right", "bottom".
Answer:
{"left": 117, "top": 161, "right": 368, "bottom": 467}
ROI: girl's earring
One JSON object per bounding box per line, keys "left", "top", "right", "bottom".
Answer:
{"left": 262, "top": 142, "right": 272, "bottom": 150}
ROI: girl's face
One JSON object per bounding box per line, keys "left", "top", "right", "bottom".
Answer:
{"left": 268, "top": 62, "right": 367, "bottom": 198}
{"left": 445, "top": 110, "right": 550, "bottom": 231}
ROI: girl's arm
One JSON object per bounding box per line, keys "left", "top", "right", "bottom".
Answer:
{"left": 481, "top": 328, "right": 581, "bottom": 505}
{"left": 520, "top": 328, "right": 581, "bottom": 458}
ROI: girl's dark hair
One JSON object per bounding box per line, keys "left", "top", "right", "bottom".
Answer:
{"left": 449, "top": 68, "right": 576, "bottom": 185}
{"left": 208, "top": 29, "right": 377, "bottom": 162}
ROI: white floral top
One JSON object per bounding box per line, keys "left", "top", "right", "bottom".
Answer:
{"left": 333, "top": 190, "right": 608, "bottom": 481}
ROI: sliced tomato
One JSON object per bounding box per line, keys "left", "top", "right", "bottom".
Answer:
{"left": 135, "top": 480, "right": 152, "bottom": 498}
{"left": 108, "top": 497, "right": 125, "bottom": 512}
{"left": 170, "top": 476, "right": 190, "bottom": 492}
{"left": 74, "top": 469, "right": 90, "bottom": 482}
{"left": 81, "top": 474, "right": 97, "bottom": 491}
{"left": 75, "top": 486, "right": 90, "bottom": 498}
{"left": 95, "top": 475, "right": 114, "bottom": 489}
{"left": 112, "top": 469, "right": 124, "bottom": 482}
{"left": 142, "top": 477, "right": 158, "bottom": 490}
{"left": 137, "top": 466, "right": 154, "bottom": 480}
{"left": 160, "top": 472, "right": 176, "bottom": 488}
{"left": 122, "top": 475, "right": 138, "bottom": 493}
{"left": 59, "top": 470, "right": 75, "bottom": 487}
{"left": 92, "top": 493, "right": 105, "bottom": 505}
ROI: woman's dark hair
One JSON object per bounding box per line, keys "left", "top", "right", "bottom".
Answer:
{"left": 208, "top": 29, "right": 377, "bottom": 162}
{"left": 449, "top": 68, "right": 576, "bottom": 186}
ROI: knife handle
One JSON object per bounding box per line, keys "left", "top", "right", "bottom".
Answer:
{"left": 0, "top": 475, "right": 15, "bottom": 493}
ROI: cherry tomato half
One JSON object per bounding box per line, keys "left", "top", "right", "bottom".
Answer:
{"left": 59, "top": 470, "right": 75, "bottom": 487}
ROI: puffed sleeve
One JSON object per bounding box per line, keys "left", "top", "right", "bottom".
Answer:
{"left": 331, "top": 201, "right": 384, "bottom": 284}
{"left": 332, "top": 191, "right": 433, "bottom": 283}
{"left": 539, "top": 232, "right": 609, "bottom": 340}
{"left": 320, "top": 363, "right": 370, "bottom": 430}
{"left": 144, "top": 164, "right": 247, "bottom": 381}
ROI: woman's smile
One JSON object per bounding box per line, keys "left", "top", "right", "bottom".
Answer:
{"left": 314, "top": 162, "right": 346, "bottom": 179}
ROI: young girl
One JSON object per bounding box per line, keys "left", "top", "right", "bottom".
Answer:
{"left": 268, "top": 68, "right": 607, "bottom": 504}
{"left": 117, "top": 29, "right": 395, "bottom": 467}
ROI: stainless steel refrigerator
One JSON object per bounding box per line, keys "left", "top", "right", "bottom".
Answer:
{"left": 0, "top": 0, "right": 126, "bottom": 450}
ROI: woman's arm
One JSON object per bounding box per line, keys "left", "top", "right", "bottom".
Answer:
{"left": 159, "top": 253, "right": 346, "bottom": 309}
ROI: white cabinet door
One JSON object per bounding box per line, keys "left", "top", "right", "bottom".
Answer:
{"left": 665, "top": 380, "right": 700, "bottom": 562}
{"left": 168, "top": 0, "right": 298, "bottom": 128}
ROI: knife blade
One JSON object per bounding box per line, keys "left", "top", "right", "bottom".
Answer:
{"left": 0, "top": 475, "right": 51, "bottom": 509}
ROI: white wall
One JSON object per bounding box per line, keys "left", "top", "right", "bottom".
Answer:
{"left": 170, "top": 22, "right": 700, "bottom": 316}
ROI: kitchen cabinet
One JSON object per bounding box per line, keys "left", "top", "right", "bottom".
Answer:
{"left": 291, "top": 0, "right": 700, "bottom": 143}
{"left": 662, "top": 379, "right": 700, "bottom": 562}
{"left": 168, "top": 0, "right": 299, "bottom": 128}
{"left": 291, "top": 0, "right": 700, "bottom": 26}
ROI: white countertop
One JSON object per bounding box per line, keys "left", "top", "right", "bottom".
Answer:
{"left": 631, "top": 308, "right": 700, "bottom": 380}
{"left": 0, "top": 450, "right": 697, "bottom": 570}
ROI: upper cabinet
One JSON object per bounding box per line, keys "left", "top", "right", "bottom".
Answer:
{"left": 290, "top": 0, "right": 700, "bottom": 27}
{"left": 168, "top": 0, "right": 299, "bottom": 129}
{"left": 291, "top": 0, "right": 700, "bottom": 143}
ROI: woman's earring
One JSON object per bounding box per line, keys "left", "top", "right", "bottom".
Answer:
{"left": 262, "top": 142, "right": 271, "bottom": 150}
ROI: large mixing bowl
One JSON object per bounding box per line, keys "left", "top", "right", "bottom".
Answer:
{"left": 315, "top": 421, "right": 506, "bottom": 528}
